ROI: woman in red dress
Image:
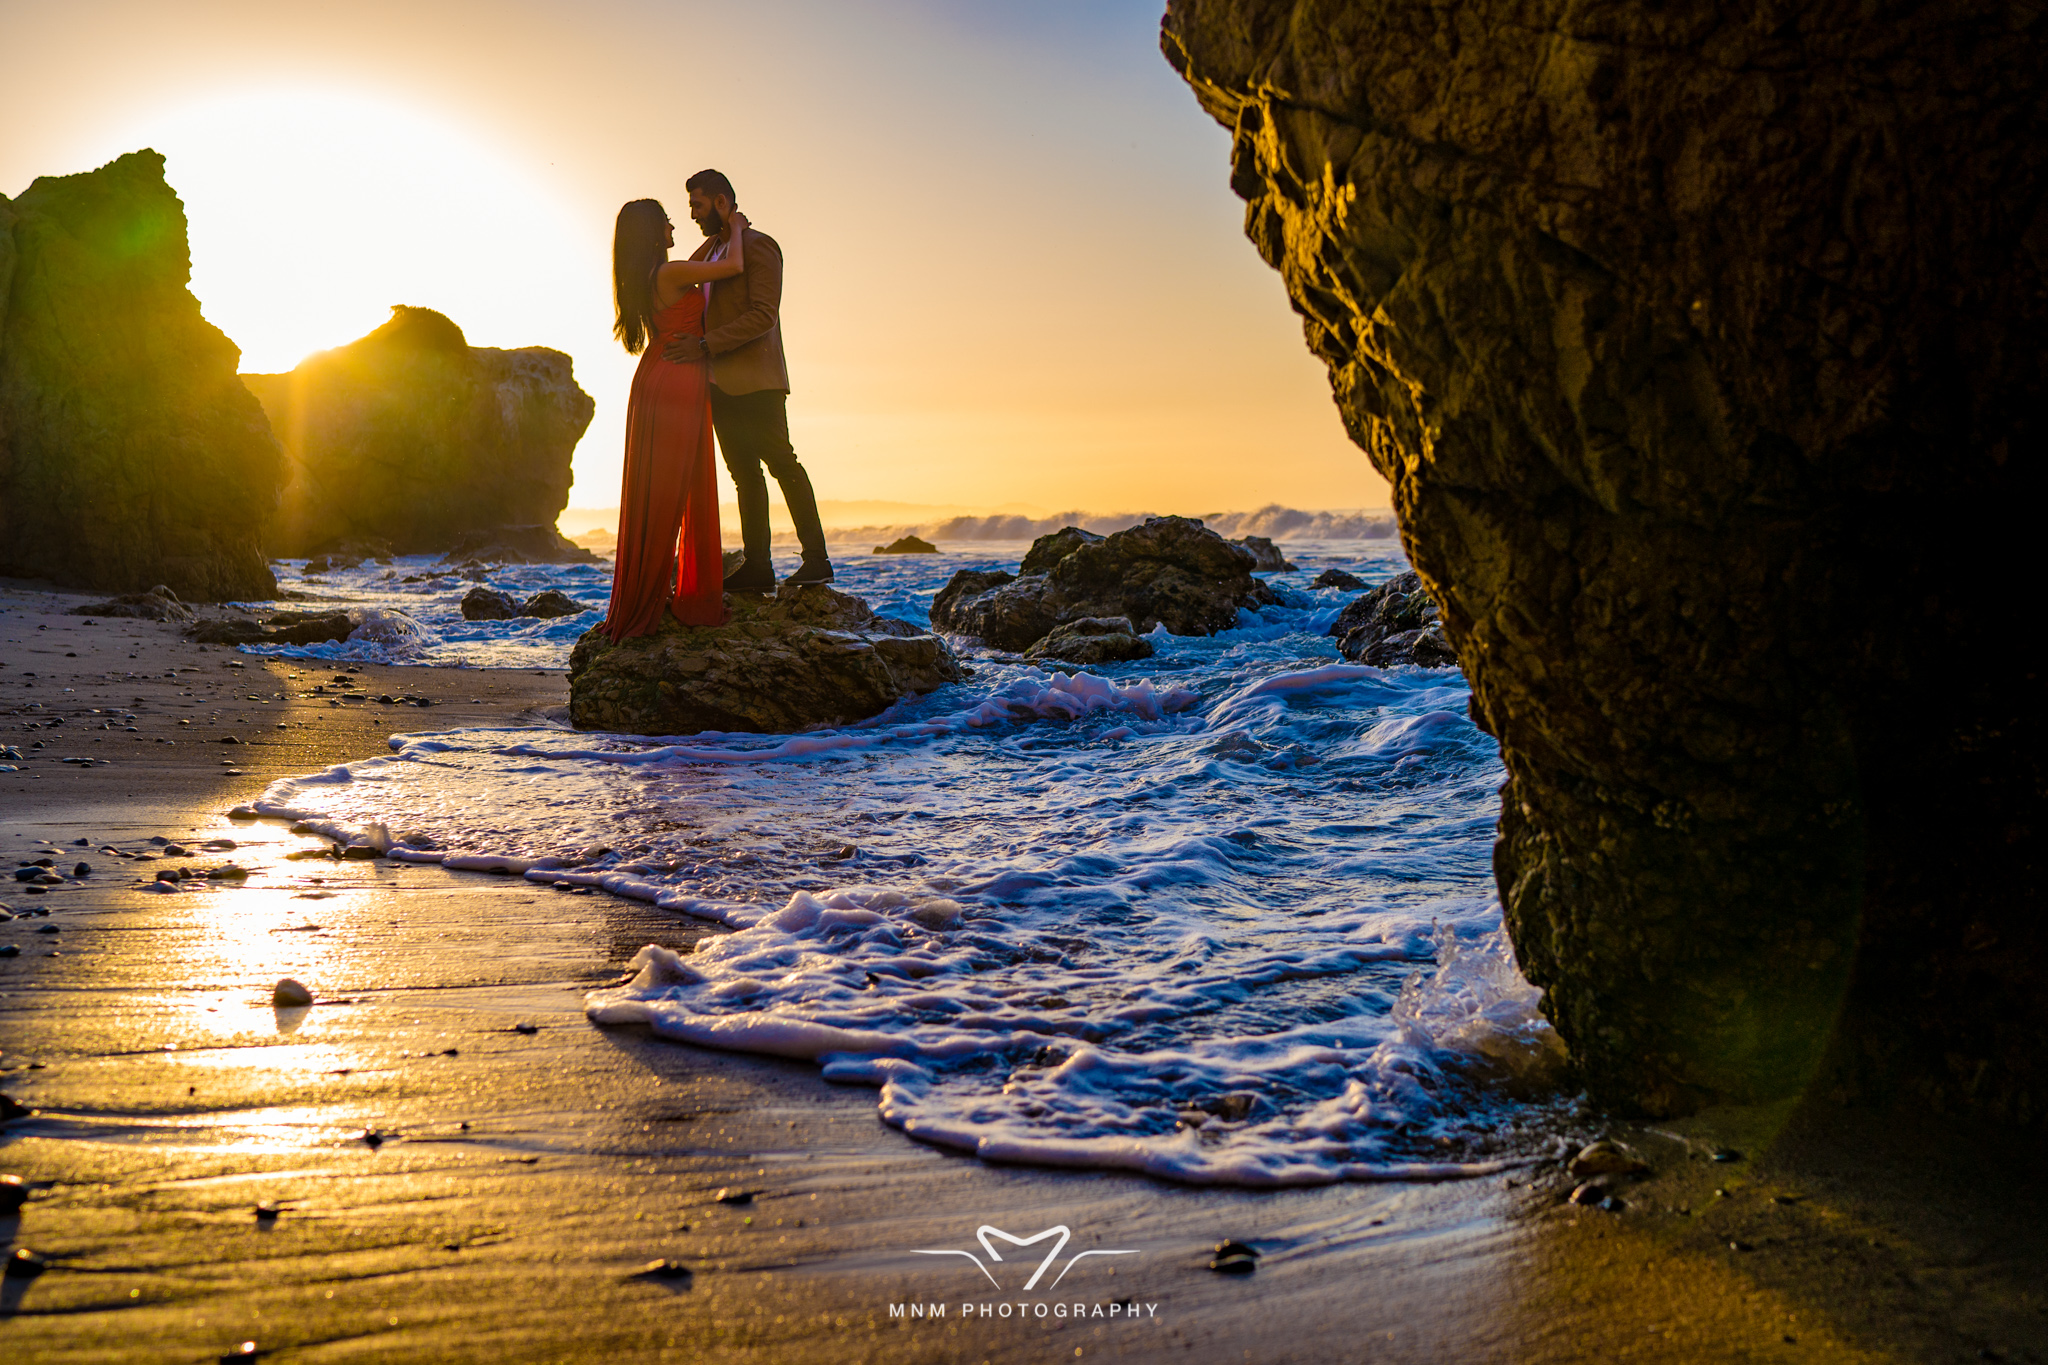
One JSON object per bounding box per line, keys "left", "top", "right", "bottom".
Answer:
{"left": 600, "top": 199, "right": 752, "bottom": 642}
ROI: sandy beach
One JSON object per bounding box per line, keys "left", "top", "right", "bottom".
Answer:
{"left": 3, "top": 579, "right": 2044, "bottom": 1364}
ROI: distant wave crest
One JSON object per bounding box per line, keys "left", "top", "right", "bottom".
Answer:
{"left": 802, "top": 503, "right": 1397, "bottom": 545}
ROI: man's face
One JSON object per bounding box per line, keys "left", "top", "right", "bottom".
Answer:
{"left": 686, "top": 188, "right": 730, "bottom": 237}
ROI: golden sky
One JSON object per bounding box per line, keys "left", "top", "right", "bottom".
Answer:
{"left": 0, "top": 0, "right": 1389, "bottom": 517}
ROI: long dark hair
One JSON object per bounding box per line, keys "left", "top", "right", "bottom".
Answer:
{"left": 612, "top": 199, "right": 668, "bottom": 355}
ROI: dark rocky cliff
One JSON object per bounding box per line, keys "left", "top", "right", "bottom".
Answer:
{"left": 1165, "top": 1, "right": 2044, "bottom": 1121}
{"left": 0, "top": 151, "right": 282, "bottom": 600}
{"left": 245, "top": 305, "right": 595, "bottom": 557}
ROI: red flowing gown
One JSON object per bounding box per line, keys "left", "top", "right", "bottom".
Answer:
{"left": 600, "top": 285, "right": 725, "bottom": 642}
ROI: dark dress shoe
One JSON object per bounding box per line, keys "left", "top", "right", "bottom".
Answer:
{"left": 723, "top": 563, "right": 777, "bottom": 593}
{"left": 785, "top": 558, "right": 835, "bottom": 587}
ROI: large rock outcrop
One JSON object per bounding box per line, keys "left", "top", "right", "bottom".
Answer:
{"left": 0, "top": 151, "right": 282, "bottom": 599}
{"left": 931, "top": 516, "right": 1276, "bottom": 651}
{"left": 568, "top": 585, "right": 964, "bottom": 736}
{"left": 245, "top": 305, "right": 595, "bottom": 557}
{"left": 1166, "top": 1, "right": 2045, "bottom": 1122}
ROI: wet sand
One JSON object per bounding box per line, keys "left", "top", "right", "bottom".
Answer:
{"left": 2, "top": 579, "right": 2044, "bottom": 1363}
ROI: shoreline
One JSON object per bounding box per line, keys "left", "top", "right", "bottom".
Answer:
{"left": 2, "top": 578, "right": 2043, "bottom": 1363}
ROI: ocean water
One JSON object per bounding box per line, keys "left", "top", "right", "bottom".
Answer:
{"left": 250, "top": 539, "right": 1569, "bottom": 1186}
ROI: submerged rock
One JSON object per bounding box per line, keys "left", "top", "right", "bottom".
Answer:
{"left": 1329, "top": 572, "right": 1457, "bottom": 668}
{"left": 460, "top": 587, "right": 518, "bottom": 622}
{"left": 437, "top": 524, "right": 597, "bottom": 566}
{"left": 1024, "top": 616, "right": 1155, "bottom": 667}
{"left": 931, "top": 516, "right": 1273, "bottom": 651}
{"left": 1312, "top": 569, "right": 1367, "bottom": 592}
{"left": 567, "top": 584, "right": 964, "bottom": 735}
{"left": 519, "top": 589, "right": 590, "bottom": 619}
{"left": 1167, "top": 0, "right": 2048, "bottom": 1118}
{"left": 68, "top": 585, "right": 194, "bottom": 623}
{"left": 244, "top": 305, "right": 596, "bottom": 559}
{"left": 189, "top": 609, "right": 352, "bottom": 646}
{"left": 873, "top": 535, "right": 938, "bottom": 554}
{"left": 0, "top": 151, "right": 281, "bottom": 600}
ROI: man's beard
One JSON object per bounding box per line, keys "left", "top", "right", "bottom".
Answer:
{"left": 700, "top": 209, "right": 725, "bottom": 237}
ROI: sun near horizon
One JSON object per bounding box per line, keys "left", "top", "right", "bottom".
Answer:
{"left": 0, "top": 0, "right": 1391, "bottom": 521}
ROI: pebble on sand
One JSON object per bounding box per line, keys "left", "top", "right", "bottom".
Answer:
{"left": 1567, "top": 1140, "right": 1650, "bottom": 1181}
{"left": 272, "top": 978, "right": 314, "bottom": 1007}
{"left": 636, "top": 1258, "right": 692, "bottom": 1280}
{"left": 5, "top": 1247, "right": 47, "bottom": 1279}
{"left": 1209, "top": 1239, "right": 1260, "bottom": 1274}
{"left": 0, "top": 1174, "right": 27, "bottom": 1212}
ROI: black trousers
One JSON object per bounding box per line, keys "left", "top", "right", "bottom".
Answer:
{"left": 709, "top": 386, "right": 828, "bottom": 568}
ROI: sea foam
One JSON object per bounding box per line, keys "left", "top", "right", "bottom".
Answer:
{"left": 251, "top": 538, "right": 1567, "bottom": 1185}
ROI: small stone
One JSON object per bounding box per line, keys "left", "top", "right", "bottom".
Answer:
{"left": 229, "top": 806, "right": 260, "bottom": 820}
{"left": 163, "top": 843, "right": 189, "bottom": 857}
{"left": 1568, "top": 1180, "right": 1611, "bottom": 1206}
{"left": 272, "top": 978, "right": 314, "bottom": 1007}
{"left": 1710, "top": 1148, "right": 1744, "bottom": 1163}
{"left": 1568, "top": 1140, "right": 1650, "bottom": 1180}
{"left": 0, "top": 945, "right": 17, "bottom": 958}
{"left": 1729, "top": 1239, "right": 1753, "bottom": 1252}
{"left": 512, "top": 1022, "right": 539, "bottom": 1035}
{"left": 4, "top": 1247, "right": 48, "bottom": 1278}
{"left": 1, "top": 1094, "right": 31, "bottom": 1123}
{"left": 360, "top": 1129, "right": 385, "bottom": 1149}
{"left": 73, "top": 863, "right": 90, "bottom": 877}
{"left": 637, "top": 1258, "right": 692, "bottom": 1280}
{"left": 35, "top": 925, "right": 57, "bottom": 935}
{"left": 1209, "top": 1239, "right": 1259, "bottom": 1274}
{"left": 203, "top": 839, "right": 238, "bottom": 851}
{"left": 0, "top": 1174, "right": 27, "bottom": 1211}
{"left": 714, "top": 1187, "right": 756, "bottom": 1205}
{"left": 219, "top": 1341, "right": 259, "bottom": 1362}
{"left": 254, "top": 1202, "right": 281, "bottom": 1221}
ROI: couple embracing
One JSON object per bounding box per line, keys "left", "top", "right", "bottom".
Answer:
{"left": 600, "top": 170, "right": 832, "bottom": 643}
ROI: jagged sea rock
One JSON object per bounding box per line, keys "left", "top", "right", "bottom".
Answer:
{"left": 1235, "top": 535, "right": 1295, "bottom": 572}
{"left": 1024, "top": 617, "right": 1156, "bottom": 667}
{"left": 1312, "top": 569, "right": 1367, "bottom": 592}
{"left": 1020, "top": 526, "right": 1103, "bottom": 575}
{"left": 0, "top": 151, "right": 281, "bottom": 600}
{"left": 243, "top": 306, "right": 596, "bottom": 558}
{"left": 460, "top": 587, "right": 518, "bottom": 622}
{"left": 873, "top": 535, "right": 938, "bottom": 554}
{"left": 1329, "top": 571, "right": 1457, "bottom": 668}
{"left": 69, "top": 586, "right": 193, "bottom": 623}
{"left": 1166, "top": 0, "right": 2047, "bottom": 1120}
{"left": 568, "top": 585, "right": 964, "bottom": 736}
{"left": 931, "top": 517, "right": 1274, "bottom": 651}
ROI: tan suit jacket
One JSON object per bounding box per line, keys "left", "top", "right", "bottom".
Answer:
{"left": 689, "top": 226, "right": 789, "bottom": 395}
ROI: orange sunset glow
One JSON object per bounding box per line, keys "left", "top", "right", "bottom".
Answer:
{"left": 0, "top": 0, "right": 1388, "bottom": 521}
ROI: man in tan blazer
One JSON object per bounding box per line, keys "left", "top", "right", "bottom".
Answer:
{"left": 664, "top": 169, "right": 831, "bottom": 589}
